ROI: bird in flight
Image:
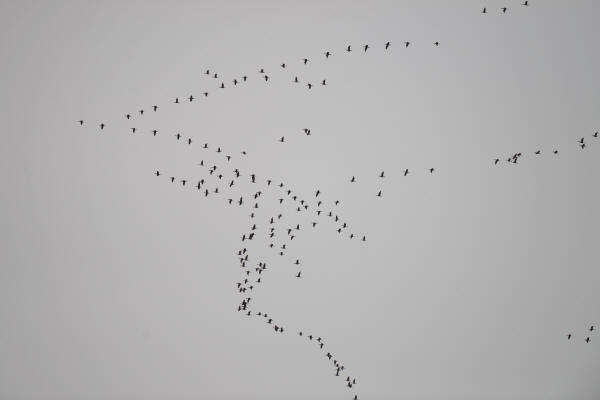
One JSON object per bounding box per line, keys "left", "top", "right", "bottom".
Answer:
{"left": 99, "top": 123, "right": 105, "bottom": 130}
{"left": 363, "top": 44, "right": 369, "bottom": 52}
{"left": 405, "top": 41, "right": 410, "bottom": 47}
{"left": 78, "top": 120, "right": 84, "bottom": 125}
{"left": 502, "top": 7, "right": 508, "bottom": 13}
{"left": 153, "top": 105, "right": 158, "bottom": 111}
{"left": 404, "top": 169, "right": 409, "bottom": 176}
{"left": 303, "top": 58, "right": 309, "bottom": 64}
{"left": 346, "top": 45, "right": 352, "bottom": 52}
{"left": 482, "top": 7, "right": 487, "bottom": 13}
{"left": 385, "top": 41, "right": 391, "bottom": 49}
{"left": 324, "top": 51, "right": 332, "bottom": 58}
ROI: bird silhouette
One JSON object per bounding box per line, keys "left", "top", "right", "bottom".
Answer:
{"left": 385, "top": 41, "right": 391, "bottom": 49}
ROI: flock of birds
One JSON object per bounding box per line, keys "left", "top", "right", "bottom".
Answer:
{"left": 77, "top": 1, "right": 597, "bottom": 398}
{"left": 566, "top": 326, "right": 595, "bottom": 343}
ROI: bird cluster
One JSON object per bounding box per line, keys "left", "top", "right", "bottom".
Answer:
{"left": 566, "top": 325, "right": 596, "bottom": 343}
{"left": 493, "top": 134, "right": 598, "bottom": 165}
{"left": 482, "top": 1, "right": 530, "bottom": 14}
{"left": 78, "top": 3, "right": 599, "bottom": 398}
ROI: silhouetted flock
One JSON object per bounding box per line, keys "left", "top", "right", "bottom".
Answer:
{"left": 78, "top": 2, "right": 597, "bottom": 398}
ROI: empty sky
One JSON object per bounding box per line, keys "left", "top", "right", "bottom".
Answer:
{"left": 1, "top": 1, "right": 599, "bottom": 399}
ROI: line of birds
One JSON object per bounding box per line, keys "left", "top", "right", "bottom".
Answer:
{"left": 482, "top": 1, "right": 530, "bottom": 14}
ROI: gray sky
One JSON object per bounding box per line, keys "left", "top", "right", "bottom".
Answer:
{"left": 1, "top": 1, "right": 599, "bottom": 399}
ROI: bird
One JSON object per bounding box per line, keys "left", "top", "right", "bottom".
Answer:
{"left": 152, "top": 130, "right": 158, "bottom": 136}
{"left": 567, "top": 334, "right": 572, "bottom": 340}
{"left": 434, "top": 41, "right": 439, "bottom": 46}
{"left": 593, "top": 132, "right": 598, "bottom": 137}
{"left": 350, "top": 176, "right": 356, "bottom": 182}
{"left": 279, "top": 136, "right": 285, "bottom": 143}
{"left": 99, "top": 123, "right": 105, "bottom": 130}
{"left": 321, "top": 79, "right": 326, "bottom": 86}
{"left": 189, "top": 95, "right": 194, "bottom": 102}
{"left": 590, "top": 326, "right": 595, "bottom": 332}
{"left": 296, "top": 271, "right": 301, "bottom": 278}
{"left": 174, "top": 98, "right": 179, "bottom": 104}
{"left": 294, "top": 76, "right": 299, "bottom": 83}
{"left": 535, "top": 150, "right": 541, "bottom": 154}
{"left": 139, "top": 109, "right": 144, "bottom": 115}
{"left": 281, "top": 63, "right": 286, "bottom": 68}
{"left": 78, "top": 120, "right": 84, "bottom": 125}
{"left": 405, "top": 41, "right": 410, "bottom": 47}
{"left": 303, "top": 58, "right": 309, "bottom": 64}
{"left": 307, "top": 83, "right": 312, "bottom": 89}
{"left": 385, "top": 41, "right": 391, "bottom": 49}
{"left": 346, "top": 45, "right": 352, "bottom": 52}
{"left": 131, "top": 127, "right": 136, "bottom": 133}
{"left": 502, "top": 7, "right": 508, "bottom": 13}
{"left": 482, "top": 7, "right": 487, "bottom": 13}
{"left": 376, "top": 190, "right": 382, "bottom": 197}
{"left": 155, "top": 171, "right": 160, "bottom": 177}
{"left": 523, "top": 1, "right": 528, "bottom": 5}
{"left": 379, "top": 171, "right": 385, "bottom": 178}
{"left": 363, "top": 44, "right": 369, "bottom": 52}
{"left": 585, "top": 337, "right": 591, "bottom": 343}
{"left": 429, "top": 168, "right": 435, "bottom": 173}
{"left": 125, "top": 114, "right": 131, "bottom": 119}
{"left": 187, "top": 138, "right": 192, "bottom": 145}
{"left": 153, "top": 105, "right": 158, "bottom": 111}
{"left": 404, "top": 169, "right": 409, "bottom": 176}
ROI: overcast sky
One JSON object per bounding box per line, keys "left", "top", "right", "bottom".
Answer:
{"left": 1, "top": 1, "right": 599, "bottom": 399}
